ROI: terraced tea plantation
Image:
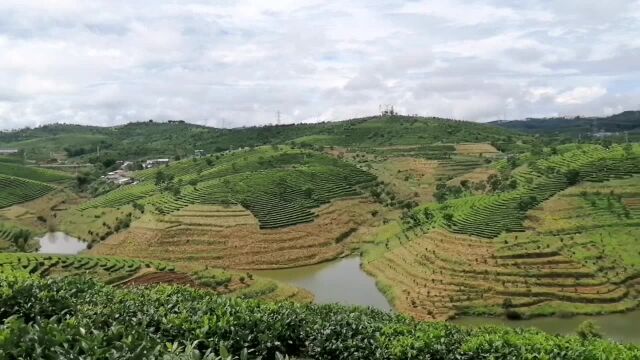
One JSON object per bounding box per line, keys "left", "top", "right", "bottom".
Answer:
{"left": 366, "top": 227, "right": 639, "bottom": 321}
{"left": 0, "top": 252, "right": 312, "bottom": 303}
{"left": 90, "top": 198, "right": 379, "bottom": 269}
{"left": 0, "top": 162, "right": 72, "bottom": 183}
{"left": 0, "top": 174, "right": 55, "bottom": 209}
{"left": 413, "top": 144, "right": 640, "bottom": 238}
{"left": 0, "top": 252, "right": 174, "bottom": 281}
{"left": 366, "top": 144, "right": 457, "bottom": 160}
{"left": 0, "top": 223, "right": 34, "bottom": 251}
{"left": 79, "top": 147, "right": 376, "bottom": 229}
{"left": 366, "top": 172, "right": 640, "bottom": 321}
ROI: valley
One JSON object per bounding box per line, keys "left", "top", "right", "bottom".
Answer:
{"left": 1, "top": 113, "right": 640, "bottom": 355}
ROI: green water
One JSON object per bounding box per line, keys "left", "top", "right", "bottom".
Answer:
{"left": 256, "top": 256, "right": 640, "bottom": 344}
{"left": 453, "top": 312, "right": 640, "bottom": 344}
{"left": 254, "top": 257, "right": 392, "bottom": 311}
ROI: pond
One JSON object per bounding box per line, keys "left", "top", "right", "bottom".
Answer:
{"left": 37, "top": 232, "right": 87, "bottom": 255}
{"left": 254, "top": 257, "right": 392, "bottom": 312}
{"left": 453, "top": 311, "right": 640, "bottom": 345}
{"left": 256, "top": 256, "right": 640, "bottom": 344}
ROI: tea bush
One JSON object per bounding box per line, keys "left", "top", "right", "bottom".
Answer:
{"left": 1, "top": 271, "right": 638, "bottom": 359}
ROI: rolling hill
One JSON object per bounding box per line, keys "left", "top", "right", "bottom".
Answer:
{"left": 492, "top": 111, "right": 640, "bottom": 137}
{"left": 1, "top": 112, "right": 639, "bottom": 355}
{"left": 1, "top": 115, "right": 523, "bottom": 161}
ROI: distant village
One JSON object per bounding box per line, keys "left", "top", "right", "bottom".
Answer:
{"left": 102, "top": 150, "right": 206, "bottom": 186}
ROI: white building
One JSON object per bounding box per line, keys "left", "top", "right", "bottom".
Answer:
{"left": 143, "top": 159, "right": 170, "bottom": 169}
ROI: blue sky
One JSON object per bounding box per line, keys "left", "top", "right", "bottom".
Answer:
{"left": 0, "top": 0, "right": 639, "bottom": 129}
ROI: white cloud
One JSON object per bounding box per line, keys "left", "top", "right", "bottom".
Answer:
{"left": 526, "top": 87, "right": 557, "bottom": 103}
{"left": 397, "top": 0, "right": 552, "bottom": 26}
{"left": 0, "top": 0, "right": 638, "bottom": 129}
{"left": 555, "top": 86, "right": 607, "bottom": 105}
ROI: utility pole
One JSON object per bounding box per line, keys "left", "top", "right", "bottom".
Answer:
{"left": 277, "top": 111, "right": 281, "bottom": 125}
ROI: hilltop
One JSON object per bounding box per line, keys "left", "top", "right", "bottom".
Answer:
{"left": 492, "top": 111, "right": 640, "bottom": 138}
{"left": 0, "top": 115, "right": 520, "bottom": 161}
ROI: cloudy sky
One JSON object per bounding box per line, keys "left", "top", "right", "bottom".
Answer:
{"left": 0, "top": 0, "right": 639, "bottom": 129}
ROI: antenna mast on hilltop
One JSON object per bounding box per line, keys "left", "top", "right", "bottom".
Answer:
{"left": 379, "top": 104, "right": 395, "bottom": 116}
{"left": 277, "top": 110, "right": 281, "bottom": 125}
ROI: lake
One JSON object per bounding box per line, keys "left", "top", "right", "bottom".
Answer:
{"left": 254, "top": 257, "right": 393, "bottom": 311}
{"left": 37, "top": 232, "right": 87, "bottom": 254}
{"left": 256, "top": 256, "right": 640, "bottom": 344}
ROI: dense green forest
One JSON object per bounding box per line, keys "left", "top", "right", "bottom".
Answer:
{"left": 492, "top": 111, "right": 640, "bottom": 138}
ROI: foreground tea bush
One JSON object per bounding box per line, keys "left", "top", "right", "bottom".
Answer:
{"left": 1, "top": 272, "right": 638, "bottom": 360}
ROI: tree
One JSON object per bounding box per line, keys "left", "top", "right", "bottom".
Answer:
{"left": 11, "top": 229, "right": 31, "bottom": 252}
{"left": 187, "top": 178, "right": 199, "bottom": 187}
{"left": 422, "top": 208, "right": 435, "bottom": 224}
{"left": 442, "top": 212, "right": 454, "bottom": 224}
{"left": 155, "top": 170, "right": 167, "bottom": 186}
{"left": 565, "top": 169, "right": 581, "bottom": 185}
{"left": 577, "top": 320, "right": 602, "bottom": 340}
{"left": 303, "top": 186, "right": 314, "bottom": 199}
{"left": 502, "top": 297, "right": 513, "bottom": 309}
{"left": 76, "top": 173, "right": 91, "bottom": 189}
{"left": 487, "top": 174, "right": 502, "bottom": 192}
{"left": 518, "top": 195, "right": 538, "bottom": 212}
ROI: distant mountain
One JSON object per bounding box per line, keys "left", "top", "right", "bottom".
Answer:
{"left": 0, "top": 115, "right": 521, "bottom": 161}
{"left": 491, "top": 111, "right": 640, "bottom": 136}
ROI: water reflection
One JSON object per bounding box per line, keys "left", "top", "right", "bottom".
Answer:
{"left": 453, "top": 311, "right": 640, "bottom": 344}
{"left": 255, "top": 257, "right": 392, "bottom": 311}
{"left": 38, "top": 232, "right": 87, "bottom": 254}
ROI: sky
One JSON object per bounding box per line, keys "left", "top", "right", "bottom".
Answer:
{"left": 0, "top": 0, "right": 639, "bottom": 130}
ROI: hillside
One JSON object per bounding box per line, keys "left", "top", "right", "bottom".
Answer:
{"left": 492, "top": 111, "right": 640, "bottom": 137}
{"left": 363, "top": 144, "right": 640, "bottom": 320}
{"left": 0, "top": 115, "right": 521, "bottom": 161}
{"left": 60, "top": 146, "right": 380, "bottom": 268}
{"left": 1, "top": 115, "right": 639, "bottom": 353}
{"left": 2, "top": 270, "right": 638, "bottom": 359}
{"left": 0, "top": 253, "right": 312, "bottom": 304}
